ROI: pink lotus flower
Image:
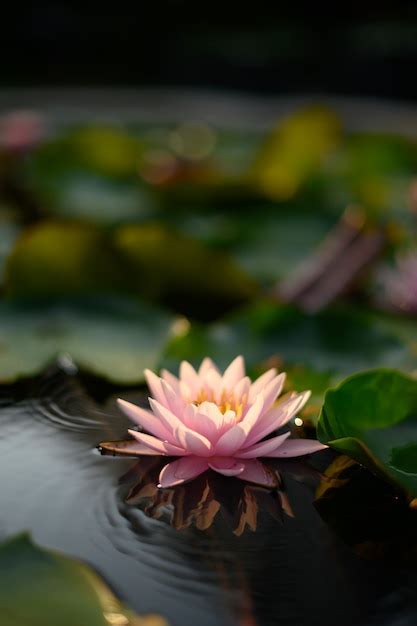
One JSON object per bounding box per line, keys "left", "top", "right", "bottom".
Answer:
{"left": 117, "top": 356, "right": 326, "bottom": 488}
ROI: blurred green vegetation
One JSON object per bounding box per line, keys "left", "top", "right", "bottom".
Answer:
{"left": 1, "top": 104, "right": 417, "bottom": 385}
{"left": 0, "top": 534, "right": 165, "bottom": 626}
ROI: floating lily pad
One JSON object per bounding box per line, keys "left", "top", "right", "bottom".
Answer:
{"left": 164, "top": 303, "right": 415, "bottom": 415}
{"left": 324, "top": 134, "right": 416, "bottom": 215}
{"left": 24, "top": 127, "right": 153, "bottom": 224}
{"left": 0, "top": 296, "right": 174, "bottom": 384}
{"left": 251, "top": 106, "right": 342, "bottom": 200}
{"left": 68, "top": 126, "right": 144, "bottom": 176}
{"left": 0, "top": 533, "right": 164, "bottom": 626}
{"left": 114, "top": 223, "right": 257, "bottom": 318}
{"left": 4, "top": 222, "right": 128, "bottom": 298}
{"left": 318, "top": 369, "right": 417, "bottom": 498}
{"left": 233, "top": 211, "right": 334, "bottom": 284}
{"left": 30, "top": 170, "right": 152, "bottom": 224}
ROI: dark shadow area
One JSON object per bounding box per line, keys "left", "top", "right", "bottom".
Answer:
{"left": 2, "top": 3, "right": 417, "bottom": 99}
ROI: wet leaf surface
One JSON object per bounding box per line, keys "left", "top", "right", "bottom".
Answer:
{"left": 318, "top": 369, "right": 417, "bottom": 497}
{"left": 0, "top": 296, "right": 174, "bottom": 384}
{"left": 0, "top": 367, "right": 417, "bottom": 626}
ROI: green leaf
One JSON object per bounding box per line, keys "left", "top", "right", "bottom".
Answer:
{"left": 232, "top": 212, "right": 334, "bottom": 284}
{"left": 165, "top": 302, "right": 412, "bottom": 374}
{"left": 0, "top": 296, "right": 174, "bottom": 384}
{"left": 24, "top": 127, "right": 152, "bottom": 224}
{"left": 164, "top": 303, "right": 416, "bottom": 417}
{"left": 0, "top": 533, "right": 164, "bottom": 626}
{"left": 317, "top": 369, "right": 417, "bottom": 497}
{"left": 114, "top": 223, "right": 257, "bottom": 318}
{"left": 68, "top": 126, "right": 144, "bottom": 176}
{"left": 4, "top": 222, "right": 128, "bottom": 298}
{"left": 47, "top": 172, "right": 153, "bottom": 224}
{"left": 330, "top": 134, "right": 416, "bottom": 214}
{"left": 250, "top": 106, "right": 342, "bottom": 200}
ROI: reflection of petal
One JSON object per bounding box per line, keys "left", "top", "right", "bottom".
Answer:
{"left": 272, "top": 439, "right": 327, "bottom": 457}
{"left": 124, "top": 459, "right": 162, "bottom": 502}
{"left": 118, "top": 457, "right": 306, "bottom": 534}
{"left": 278, "top": 491, "right": 295, "bottom": 518}
{"left": 158, "top": 457, "right": 209, "bottom": 488}
{"left": 237, "top": 459, "right": 278, "bottom": 488}
{"left": 233, "top": 486, "right": 259, "bottom": 536}
{"left": 172, "top": 478, "right": 220, "bottom": 531}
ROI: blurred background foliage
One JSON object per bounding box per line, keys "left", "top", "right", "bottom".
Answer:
{"left": 1, "top": 102, "right": 417, "bottom": 403}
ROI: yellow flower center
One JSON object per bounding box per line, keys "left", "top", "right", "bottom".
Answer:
{"left": 193, "top": 388, "right": 246, "bottom": 420}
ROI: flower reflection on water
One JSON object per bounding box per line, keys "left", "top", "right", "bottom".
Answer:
{"left": 116, "top": 457, "right": 296, "bottom": 536}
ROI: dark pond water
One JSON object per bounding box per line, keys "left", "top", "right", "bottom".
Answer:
{"left": 1, "top": 361, "right": 417, "bottom": 626}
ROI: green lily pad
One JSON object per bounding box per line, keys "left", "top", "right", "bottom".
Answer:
{"left": 164, "top": 302, "right": 416, "bottom": 416}
{"left": 326, "top": 134, "right": 416, "bottom": 215}
{"left": 30, "top": 170, "right": 152, "bottom": 224}
{"left": 68, "top": 125, "right": 144, "bottom": 176}
{"left": 317, "top": 369, "right": 417, "bottom": 498}
{"left": 232, "top": 211, "right": 334, "bottom": 284}
{"left": 250, "top": 106, "right": 342, "bottom": 200}
{"left": 4, "top": 222, "right": 128, "bottom": 298}
{"left": 0, "top": 296, "right": 174, "bottom": 384}
{"left": 165, "top": 302, "right": 413, "bottom": 374}
{"left": 0, "top": 533, "right": 164, "bottom": 626}
{"left": 49, "top": 172, "right": 153, "bottom": 223}
{"left": 24, "top": 127, "right": 153, "bottom": 224}
{"left": 114, "top": 223, "right": 257, "bottom": 319}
